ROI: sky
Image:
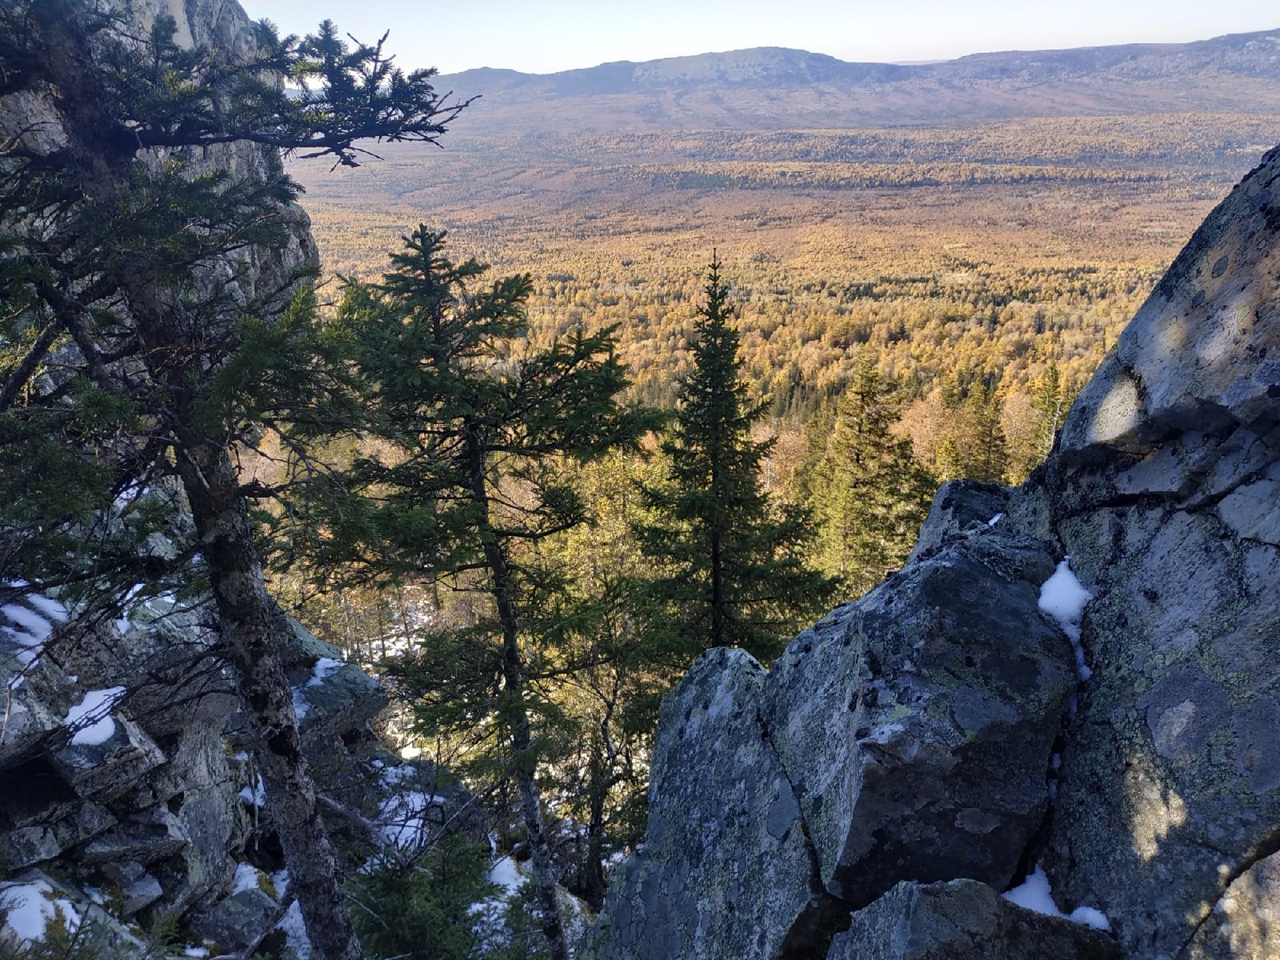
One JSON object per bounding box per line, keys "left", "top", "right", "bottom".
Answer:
{"left": 244, "top": 0, "right": 1280, "bottom": 76}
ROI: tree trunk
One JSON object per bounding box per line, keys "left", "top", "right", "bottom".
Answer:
{"left": 466, "top": 427, "right": 569, "bottom": 960}
{"left": 175, "top": 436, "right": 366, "bottom": 960}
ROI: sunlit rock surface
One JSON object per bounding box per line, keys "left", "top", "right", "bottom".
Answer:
{"left": 1022, "top": 144, "right": 1280, "bottom": 959}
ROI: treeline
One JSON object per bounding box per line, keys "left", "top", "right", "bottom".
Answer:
{"left": 641, "top": 161, "right": 1168, "bottom": 192}
{"left": 496, "top": 114, "right": 1280, "bottom": 170}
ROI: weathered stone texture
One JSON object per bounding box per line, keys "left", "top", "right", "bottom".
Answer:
{"left": 828, "top": 879, "right": 1122, "bottom": 960}
{"left": 581, "top": 647, "right": 823, "bottom": 960}
{"left": 1184, "top": 851, "right": 1280, "bottom": 960}
{"left": 1023, "top": 145, "right": 1280, "bottom": 959}
{"left": 762, "top": 528, "right": 1074, "bottom": 910}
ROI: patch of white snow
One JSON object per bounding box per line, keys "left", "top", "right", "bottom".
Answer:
{"left": 1038, "top": 559, "right": 1094, "bottom": 681}
{"left": 0, "top": 880, "right": 80, "bottom": 944}
{"left": 291, "top": 686, "right": 311, "bottom": 720}
{"left": 306, "top": 657, "right": 342, "bottom": 687}
{"left": 379, "top": 790, "right": 446, "bottom": 849}
{"left": 2, "top": 584, "right": 69, "bottom": 672}
{"left": 231, "top": 863, "right": 262, "bottom": 895}
{"left": 62, "top": 686, "right": 127, "bottom": 746}
{"left": 275, "top": 899, "right": 312, "bottom": 959}
{"left": 1069, "top": 905, "right": 1112, "bottom": 930}
{"left": 239, "top": 772, "right": 266, "bottom": 808}
{"left": 987, "top": 512, "right": 1004, "bottom": 526}
{"left": 489, "top": 856, "right": 523, "bottom": 896}
{"left": 1003, "top": 864, "right": 1111, "bottom": 931}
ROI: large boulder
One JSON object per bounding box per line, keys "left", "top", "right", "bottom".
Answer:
{"left": 585, "top": 524, "right": 1079, "bottom": 960}
{"left": 761, "top": 528, "right": 1075, "bottom": 910}
{"left": 1017, "top": 145, "right": 1280, "bottom": 958}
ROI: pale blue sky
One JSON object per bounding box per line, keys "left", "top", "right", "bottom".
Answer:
{"left": 246, "top": 0, "right": 1279, "bottom": 75}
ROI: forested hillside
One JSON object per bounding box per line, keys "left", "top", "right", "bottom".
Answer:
{"left": 294, "top": 109, "right": 1280, "bottom": 487}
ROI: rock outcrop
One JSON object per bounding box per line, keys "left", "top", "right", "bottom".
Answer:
{"left": 585, "top": 520, "right": 1085, "bottom": 958}
{"left": 583, "top": 648, "right": 823, "bottom": 960}
{"left": 1022, "top": 143, "right": 1280, "bottom": 959}
{"left": 828, "top": 879, "right": 1121, "bottom": 960}
{"left": 585, "top": 145, "right": 1280, "bottom": 960}
{"left": 0, "top": 588, "right": 410, "bottom": 951}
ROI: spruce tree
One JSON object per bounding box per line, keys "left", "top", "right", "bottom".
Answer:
{"left": 636, "top": 256, "right": 834, "bottom": 662}
{"left": 310, "top": 228, "right": 657, "bottom": 960}
{"left": 807, "top": 356, "right": 936, "bottom": 596}
{"left": 1033, "top": 359, "right": 1065, "bottom": 458}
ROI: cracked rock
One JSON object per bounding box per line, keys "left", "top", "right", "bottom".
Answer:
{"left": 828, "top": 879, "right": 1122, "bottom": 960}
{"left": 1027, "top": 145, "right": 1280, "bottom": 959}
{"left": 579, "top": 647, "right": 830, "bottom": 960}
{"left": 761, "top": 528, "right": 1075, "bottom": 910}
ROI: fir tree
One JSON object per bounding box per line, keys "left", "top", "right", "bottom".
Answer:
{"left": 807, "top": 356, "right": 936, "bottom": 596}
{"left": 1033, "top": 359, "right": 1065, "bottom": 458}
{"left": 313, "top": 228, "right": 657, "bottom": 960}
{"left": 0, "top": 7, "right": 467, "bottom": 957}
{"left": 636, "top": 256, "right": 834, "bottom": 662}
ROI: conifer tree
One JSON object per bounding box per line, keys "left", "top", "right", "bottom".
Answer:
{"left": 311, "top": 228, "right": 657, "bottom": 960}
{"left": 1033, "top": 359, "right": 1065, "bottom": 457}
{"left": 636, "top": 256, "right": 834, "bottom": 662}
{"left": 0, "top": 7, "right": 467, "bottom": 957}
{"left": 960, "top": 379, "right": 1010, "bottom": 483}
{"left": 807, "top": 356, "right": 935, "bottom": 596}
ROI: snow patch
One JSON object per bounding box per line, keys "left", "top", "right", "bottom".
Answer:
{"left": 231, "top": 862, "right": 263, "bottom": 895}
{"left": 2, "top": 583, "right": 68, "bottom": 669}
{"left": 291, "top": 657, "right": 344, "bottom": 720}
{"left": 275, "top": 900, "right": 312, "bottom": 959}
{"left": 239, "top": 771, "right": 266, "bottom": 808}
{"left": 0, "top": 880, "right": 80, "bottom": 945}
{"left": 1038, "top": 559, "right": 1094, "bottom": 682}
{"left": 306, "top": 657, "right": 342, "bottom": 687}
{"left": 1003, "top": 864, "right": 1110, "bottom": 931}
{"left": 379, "top": 790, "right": 446, "bottom": 849}
{"left": 62, "top": 686, "right": 127, "bottom": 746}
{"left": 987, "top": 512, "right": 1004, "bottom": 526}
{"left": 489, "top": 856, "right": 523, "bottom": 896}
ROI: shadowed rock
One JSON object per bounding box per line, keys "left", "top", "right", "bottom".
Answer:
{"left": 762, "top": 528, "right": 1074, "bottom": 909}
{"left": 1016, "top": 144, "right": 1280, "bottom": 959}
{"left": 828, "top": 879, "right": 1122, "bottom": 960}
{"left": 581, "top": 647, "right": 832, "bottom": 960}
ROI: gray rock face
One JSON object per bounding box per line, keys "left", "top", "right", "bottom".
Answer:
{"left": 763, "top": 529, "right": 1074, "bottom": 910}
{"left": 828, "top": 879, "right": 1122, "bottom": 960}
{"left": 906, "top": 480, "right": 1011, "bottom": 563}
{"left": 586, "top": 524, "right": 1079, "bottom": 959}
{"left": 581, "top": 647, "right": 831, "bottom": 960}
{"left": 1183, "top": 851, "right": 1280, "bottom": 960}
{"left": 1020, "top": 145, "right": 1280, "bottom": 959}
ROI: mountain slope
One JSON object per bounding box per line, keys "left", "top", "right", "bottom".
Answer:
{"left": 434, "top": 30, "right": 1280, "bottom": 133}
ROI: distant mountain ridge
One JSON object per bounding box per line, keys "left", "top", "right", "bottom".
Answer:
{"left": 434, "top": 29, "right": 1280, "bottom": 133}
